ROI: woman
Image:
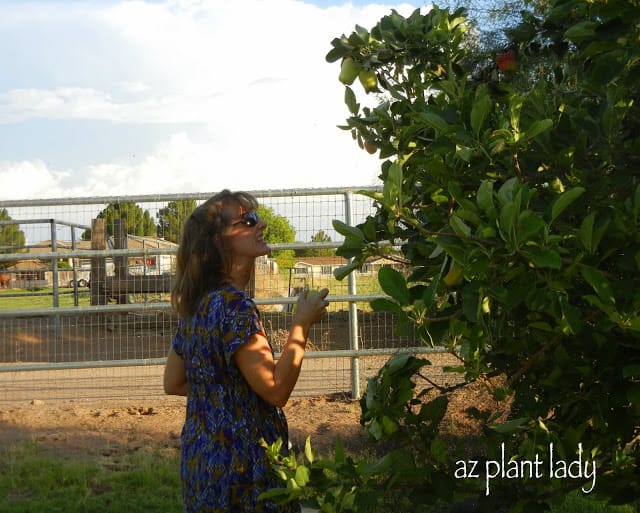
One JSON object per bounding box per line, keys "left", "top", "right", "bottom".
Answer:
{"left": 163, "top": 190, "right": 329, "bottom": 513}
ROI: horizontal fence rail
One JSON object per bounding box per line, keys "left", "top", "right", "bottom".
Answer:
{"left": 0, "top": 187, "right": 454, "bottom": 404}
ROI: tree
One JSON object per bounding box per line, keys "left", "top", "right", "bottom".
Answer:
{"left": 297, "top": 230, "right": 335, "bottom": 258}
{"left": 0, "top": 208, "right": 26, "bottom": 269}
{"left": 265, "top": 3, "right": 640, "bottom": 511}
{"left": 156, "top": 199, "right": 197, "bottom": 243}
{"left": 82, "top": 202, "right": 156, "bottom": 240}
{"left": 258, "top": 205, "right": 296, "bottom": 269}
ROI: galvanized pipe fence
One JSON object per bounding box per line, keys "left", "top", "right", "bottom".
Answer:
{"left": 0, "top": 187, "right": 451, "bottom": 403}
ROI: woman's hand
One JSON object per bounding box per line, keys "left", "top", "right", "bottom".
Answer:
{"left": 292, "top": 287, "right": 330, "bottom": 336}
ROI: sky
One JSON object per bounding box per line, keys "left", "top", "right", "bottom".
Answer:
{"left": 0, "top": 0, "right": 427, "bottom": 201}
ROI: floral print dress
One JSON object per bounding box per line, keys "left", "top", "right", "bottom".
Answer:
{"left": 171, "top": 285, "right": 300, "bottom": 513}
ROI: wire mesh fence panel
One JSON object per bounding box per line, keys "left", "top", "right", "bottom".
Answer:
{"left": 0, "top": 187, "right": 453, "bottom": 403}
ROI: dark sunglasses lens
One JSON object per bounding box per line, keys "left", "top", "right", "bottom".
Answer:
{"left": 243, "top": 212, "right": 258, "bottom": 226}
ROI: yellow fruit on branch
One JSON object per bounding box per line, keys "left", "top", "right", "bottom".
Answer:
{"left": 358, "top": 69, "right": 378, "bottom": 93}
{"left": 339, "top": 57, "right": 361, "bottom": 85}
{"left": 443, "top": 265, "right": 463, "bottom": 287}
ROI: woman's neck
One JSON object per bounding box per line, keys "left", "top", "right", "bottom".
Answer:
{"left": 228, "top": 258, "right": 255, "bottom": 290}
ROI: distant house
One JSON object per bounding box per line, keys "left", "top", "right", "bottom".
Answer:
{"left": 5, "top": 259, "right": 50, "bottom": 288}
{"left": 7, "top": 235, "right": 178, "bottom": 287}
{"left": 291, "top": 255, "right": 405, "bottom": 278}
{"left": 291, "top": 256, "right": 346, "bottom": 279}
{"left": 124, "top": 235, "right": 177, "bottom": 276}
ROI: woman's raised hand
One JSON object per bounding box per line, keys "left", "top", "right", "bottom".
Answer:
{"left": 293, "top": 287, "right": 330, "bottom": 328}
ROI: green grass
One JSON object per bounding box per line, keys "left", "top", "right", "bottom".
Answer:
{"left": 0, "top": 288, "right": 91, "bottom": 310}
{"left": 0, "top": 442, "right": 182, "bottom": 513}
{"left": 1, "top": 441, "right": 636, "bottom": 513}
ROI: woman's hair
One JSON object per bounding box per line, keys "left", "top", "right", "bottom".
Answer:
{"left": 171, "top": 189, "right": 259, "bottom": 318}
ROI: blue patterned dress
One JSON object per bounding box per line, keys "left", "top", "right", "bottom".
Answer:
{"left": 171, "top": 285, "right": 300, "bottom": 513}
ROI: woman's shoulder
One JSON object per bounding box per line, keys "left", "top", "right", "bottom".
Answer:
{"left": 205, "top": 285, "right": 253, "bottom": 308}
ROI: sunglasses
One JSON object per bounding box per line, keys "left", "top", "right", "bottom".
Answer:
{"left": 232, "top": 211, "right": 260, "bottom": 227}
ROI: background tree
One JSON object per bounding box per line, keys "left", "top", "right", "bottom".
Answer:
{"left": 258, "top": 205, "right": 296, "bottom": 269}
{"left": 156, "top": 199, "right": 197, "bottom": 243}
{"left": 265, "top": 2, "right": 640, "bottom": 512}
{"left": 0, "top": 208, "right": 26, "bottom": 270}
{"left": 82, "top": 202, "right": 156, "bottom": 240}
{"left": 296, "top": 230, "right": 335, "bottom": 258}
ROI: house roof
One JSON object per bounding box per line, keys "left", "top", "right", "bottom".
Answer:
{"left": 292, "top": 256, "right": 347, "bottom": 267}
{"left": 27, "top": 235, "right": 178, "bottom": 253}
{"left": 292, "top": 255, "right": 403, "bottom": 267}
{"left": 7, "top": 259, "right": 49, "bottom": 270}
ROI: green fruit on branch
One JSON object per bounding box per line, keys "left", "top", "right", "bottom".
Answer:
{"left": 339, "top": 57, "right": 361, "bottom": 85}
{"left": 358, "top": 69, "right": 378, "bottom": 93}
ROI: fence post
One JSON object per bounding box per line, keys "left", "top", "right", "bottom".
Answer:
{"left": 90, "top": 218, "right": 107, "bottom": 306}
{"left": 344, "top": 192, "right": 361, "bottom": 398}
{"left": 50, "top": 219, "right": 60, "bottom": 336}
{"left": 113, "top": 219, "right": 129, "bottom": 305}
{"left": 70, "top": 228, "right": 79, "bottom": 307}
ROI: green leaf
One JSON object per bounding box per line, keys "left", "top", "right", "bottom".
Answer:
{"left": 344, "top": 86, "right": 359, "bottom": 115}
{"left": 488, "top": 417, "right": 528, "bottom": 434}
{"left": 332, "top": 219, "right": 365, "bottom": 241}
{"left": 382, "top": 415, "right": 399, "bottom": 435}
{"left": 450, "top": 214, "right": 471, "bottom": 237}
{"left": 378, "top": 266, "right": 410, "bottom": 306}
{"left": 383, "top": 161, "right": 403, "bottom": 209}
{"left": 580, "top": 267, "right": 615, "bottom": 306}
{"left": 294, "top": 465, "right": 310, "bottom": 487}
{"left": 550, "top": 187, "right": 586, "bottom": 224}
{"left": 430, "top": 437, "right": 448, "bottom": 464}
{"left": 579, "top": 212, "right": 595, "bottom": 253}
{"left": 498, "top": 189, "right": 522, "bottom": 242}
{"left": 470, "top": 84, "right": 491, "bottom": 138}
{"left": 497, "top": 176, "right": 520, "bottom": 204}
{"left": 385, "top": 353, "right": 412, "bottom": 374}
{"left": 559, "top": 295, "right": 582, "bottom": 335}
{"left": 476, "top": 180, "right": 496, "bottom": 219}
{"left": 362, "top": 453, "right": 393, "bottom": 477}
{"left": 418, "top": 110, "right": 450, "bottom": 133}
{"left": 522, "top": 119, "right": 553, "bottom": 141}
{"left": 516, "top": 213, "right": 545, "bottom": 243}
{"left": 325, "top": 42, "right": 348, "bottom": 63}
{"left": 525, "top": 248, "right": 561, "bottom": 269}
{"left": 304, "top": 436, "right": 314, "bottom": 464}
{"left": 564, "top": 20, "right": 598, "bottom": 43}
{"left": 370, "top": 297, "right": 404, "bottom": 315}
{"left": 333, "top": 262, "right": 359, "bottom": 281}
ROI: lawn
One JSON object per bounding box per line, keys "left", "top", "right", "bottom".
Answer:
{"left": 0, "top": 441, "right": 636, "bottom": 513}
{"left": 0, "top": 288, "right": 91, "bottom": 310}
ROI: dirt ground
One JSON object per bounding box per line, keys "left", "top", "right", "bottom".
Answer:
{"left": 0, "top": 393, "right": 368, "bottom": 460}
{"left": 0, "top": 378, "right": 506, "bottom": 465}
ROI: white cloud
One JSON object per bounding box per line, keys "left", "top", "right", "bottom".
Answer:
{"left": 0, "top": 160, "right": 70, "bottom": 199}
{"left": 0, "top": 0, "right": 425, "bottom": 200}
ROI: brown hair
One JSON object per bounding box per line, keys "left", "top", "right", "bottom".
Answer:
{"left": 171, "top": 190, "right": 259, "bottom": 318}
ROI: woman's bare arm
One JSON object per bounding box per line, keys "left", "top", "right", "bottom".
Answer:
{"left": 163, "top": 347, "right": 189, "bottom": 396}
{"left": 234, "top": 288, "right": 329, "bottom": 408}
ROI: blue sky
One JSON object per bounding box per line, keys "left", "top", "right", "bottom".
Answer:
{"left": 0, "top": 0, "right": 427, "bottom": 200}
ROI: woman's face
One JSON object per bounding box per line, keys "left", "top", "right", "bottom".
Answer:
{"left": 224, "top": 204, "right": 270, "bottom": 260}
